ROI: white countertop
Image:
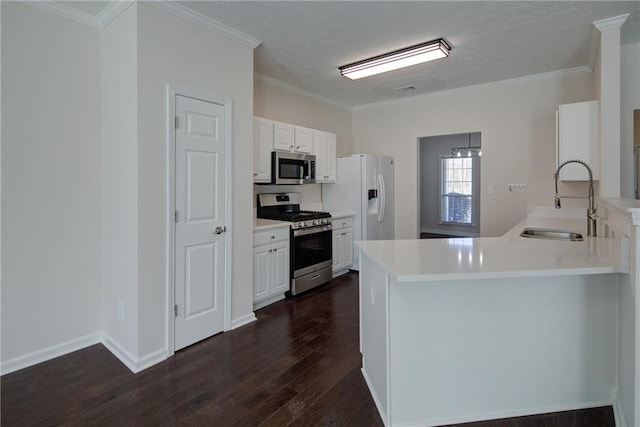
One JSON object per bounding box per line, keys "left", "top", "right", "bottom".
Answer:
{"left": 355, "top": 206, "right": 623, "bottom": 282}
{"left": 253, "top": 218, "right": 290, "bottom": 231}
{"left": 330, "top": 211, "right": 355, "bottom": 219}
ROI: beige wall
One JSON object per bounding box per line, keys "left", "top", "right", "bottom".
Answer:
{"left": 353, "top": 71, "right": 596, "bottom": 238}
{"left": 2, "top": 2, "right": 102, "bottom": 364}
{"left": 254, "top": 77, "right": 353, "bottom": 157}
{"left": 101, "top": 2, "right": 139, "bottom": 361}
{"left": 137, "top": 3, "right": 255, "bottom": 358}
{"left": 1, "top": 1, "right": 256, "bottom": 372}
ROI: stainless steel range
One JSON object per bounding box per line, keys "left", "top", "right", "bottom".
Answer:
{"left": 257, "top": 193, "right": 333, "bottom": 296}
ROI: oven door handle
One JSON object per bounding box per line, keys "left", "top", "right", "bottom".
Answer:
{"left": 293, "top": 224, "right": 333, "bottom": 237}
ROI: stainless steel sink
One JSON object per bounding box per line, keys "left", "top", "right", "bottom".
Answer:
{"left": 519, "top": 228, "right": 583, "bottom": 242}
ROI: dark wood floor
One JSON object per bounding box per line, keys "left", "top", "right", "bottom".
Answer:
{"left": 1, "top": 272, "right": 614, "bottom": 426}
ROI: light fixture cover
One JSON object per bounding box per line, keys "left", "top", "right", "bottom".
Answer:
{"left": 339, "top": 38, "right": 451, "bottom": 80}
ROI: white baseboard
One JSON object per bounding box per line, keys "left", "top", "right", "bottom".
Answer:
{"left": 100, "top": 333, "right": 138, "bottom": 373}
{"left": 0, "top": 332, "right": 101, "bottom": 375}
{"left": 361, "top": 366, "right": 388, "bottom": 426}
{"left": 100, "top": 334, "right": 167, "bottom": 374}
{"left": 612, "top": 397, "right": 627, "bottom": 427}
{"left": 396, "top": 400, "right": 616, "bottom": 427}
{"left": 0, "top": 331, "right": 169, "bottom": 377}
{"left": 230, "top": 313, "right": 257, "bottom": 330}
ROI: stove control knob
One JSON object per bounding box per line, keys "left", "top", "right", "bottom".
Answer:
{"left": 297, "top": 222, "right": 304, "bottom": 228}
{"left": 312, "top": 220, "right": 318, "bottom": 226}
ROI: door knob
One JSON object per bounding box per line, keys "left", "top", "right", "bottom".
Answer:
{"left": 213, "top": 226, "right": 227, "bottom": 235}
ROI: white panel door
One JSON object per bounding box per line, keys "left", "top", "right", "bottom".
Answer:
{"left": 174, "top": 95, "right": 226, "bottom": 351}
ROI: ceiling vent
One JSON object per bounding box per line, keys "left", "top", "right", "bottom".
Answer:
{"left": 394, "top": 85, "right": 416, "bottom": 92}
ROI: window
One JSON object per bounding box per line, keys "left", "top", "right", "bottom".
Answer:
{"left": 440, "top": 157, "right": 473, "bottom": 225}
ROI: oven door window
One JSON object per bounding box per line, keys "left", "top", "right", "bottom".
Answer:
{"left": 293, "top": 229, "right": 332, "bottom": 272}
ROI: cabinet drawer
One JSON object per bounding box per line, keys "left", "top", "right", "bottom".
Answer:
{"left": 254, "top": 227, "right": 290, "bottom": 246}
{"left": 333, "top": 217, "right": 353, "bottom": 231}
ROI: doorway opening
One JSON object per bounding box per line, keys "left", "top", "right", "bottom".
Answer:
{"left": 418, "top": 132, "right": 481, "bottom": 238}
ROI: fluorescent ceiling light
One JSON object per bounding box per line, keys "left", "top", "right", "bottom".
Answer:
{"left": 339, "top": 38, "right": 451, "bottom": 80}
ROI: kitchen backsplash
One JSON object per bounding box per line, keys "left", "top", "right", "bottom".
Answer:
{"left": 253, "top": 183, "right": 323, "bottom": 213}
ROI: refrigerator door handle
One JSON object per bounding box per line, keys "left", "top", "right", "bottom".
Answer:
{"left": 378, "top": 173, "right": 385, "bottom": 222}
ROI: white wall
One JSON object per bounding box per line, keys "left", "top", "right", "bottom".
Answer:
{"left": 1, "top": 2, "right": 102, "bottom": 365}
{"left": 353, "top": 71, "right": 595, "bottom": 238}
{"left": 101, "top": 3, "right": 139, "bottom": 361}
{"left": 621, "top": 42, "right": 640, "bottom": 198}
{"left": 137, "top": 3, "right": 255, "bottom": 357}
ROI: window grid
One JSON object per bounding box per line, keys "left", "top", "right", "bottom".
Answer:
{"left": 441, "top": 157, "right": 473, "bottom": 224}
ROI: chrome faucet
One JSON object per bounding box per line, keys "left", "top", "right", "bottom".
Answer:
{"left": 554, "top": 159, "right": 597, "bottom": 237}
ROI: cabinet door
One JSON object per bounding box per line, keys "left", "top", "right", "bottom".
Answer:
{"left": 272, "top": 241, "right": 290, "bottom": 294}
{"left": 332, "top": 230, "right": 343, "bottom": 272}
{"left": 274, "top": 121, "right": 295, "bottom": 151}
{"left": 254, "top": 244, "right": 271, "bottom": 301}
{"left": 325, "top": 133, "right": 336, "bottom": 182}
{"left": 294, "top": 126, "right": 313, "bottom": 153}
{"left": 253, "top": 118, "right": 273, "bottom": 183}
{"left": 313, "top": 131, "right": 337, "bottom": 183}
{"left": 342, "top": 228, "right": 353, "bottom": 268}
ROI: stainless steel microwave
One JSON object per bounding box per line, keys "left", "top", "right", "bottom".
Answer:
{"left": 272, "top": 151, "right": 316, "bottom": 184}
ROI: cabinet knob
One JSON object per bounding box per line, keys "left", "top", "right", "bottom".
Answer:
{"left": 269, "top": 249, "right": 273, "bottom": 253}
{"left": 253, "top": 173, "right": 258, "bottom": 176}
{"left": 289, "top": 145, "right": 294, "bottom": 150}
{"left": 270, "top": 235, "right": 275, "bottom": 239}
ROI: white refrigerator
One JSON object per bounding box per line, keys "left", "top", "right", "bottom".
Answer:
{"left": 322, "top": 154, "right": 394, "bottom": 270}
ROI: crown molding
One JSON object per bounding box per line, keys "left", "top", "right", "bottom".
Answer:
{"left": 18, "top": 0, "right": 132, "bottom": 29}
{"left": 254, "top": 73, "right": 352, "bottom": 111}
{"left": 146, "top": 1, "right": 260, "bottom": 49}
{"left": 593, "top": 14, "right": 630, "bottom": 32}
{"left": 354, "top": 65, "right": 592, "bottom": 111}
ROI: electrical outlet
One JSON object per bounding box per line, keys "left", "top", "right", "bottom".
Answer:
{"left": 117, "top": 300, "right": 125, "bottom": 319}
{"left": 508, "top": 183, "right": 527, "bottom": 192}
{"left": 487, "top": 184, "right": 495, "bottom": 195}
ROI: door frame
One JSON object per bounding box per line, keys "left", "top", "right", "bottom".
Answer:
{"left": 165, "top": 85, "right": 233, "bottom": 356}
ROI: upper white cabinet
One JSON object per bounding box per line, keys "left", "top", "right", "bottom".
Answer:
{"left": 253, "top": 117, "right": 274, "bottom": 183}
{"left": 313, "top": 130, "right": 337, "bottom": 183}
{"left": 556, "top": 100, "right": 600, "bottom": 181}
{"left": 273, "top": 121, "right": 295, "bottom": 152}
{"left": 294, "top": 126, "right": 313, "bottom": 154}
{"left": 273, "top": 121, "right": 312, "bottom": 154}
{"left": 254, "top": 117, "right": 337, "bottom": 183}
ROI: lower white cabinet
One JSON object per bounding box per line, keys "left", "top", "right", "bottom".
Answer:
{"left": 332, "top": 216, "right": 353, "bottom": 277}
{"left": 254, "top": 227, "right": 290, "bottom": 310}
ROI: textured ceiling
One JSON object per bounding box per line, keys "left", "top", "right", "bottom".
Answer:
{"left": 54, "top": 1, "right": 640, "bottom": 107}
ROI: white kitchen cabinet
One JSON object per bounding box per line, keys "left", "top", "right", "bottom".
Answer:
{"left": 294, "top": 126, "right": 313, "bottom": 154}
{"left": 331, "top": 216, "right": 353, "bottom": 277}
{"left": 272, "top": 121, "right": 312, "bottom": 154}
{"left": 273, "top": 121, "right": 295, "bottom": 152}
{"left": 313, "top": 130, "right": 337, "bottom": 183}
{"left": 253, "top": 117, "right": 274, "bottom": 183}
{"left": 253, "top": 227, "right": 290, "bottom": 310}
{"left": 556, "top": 100, "right": 600, "bottom": 181}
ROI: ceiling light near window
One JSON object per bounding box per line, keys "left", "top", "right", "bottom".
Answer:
{"left": 339, "top": 38, "right": 451, "bottom": 80}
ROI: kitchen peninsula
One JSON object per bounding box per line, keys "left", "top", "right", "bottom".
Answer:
{"left": 356, "top": 202, "right": 635, "bottom": 427}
